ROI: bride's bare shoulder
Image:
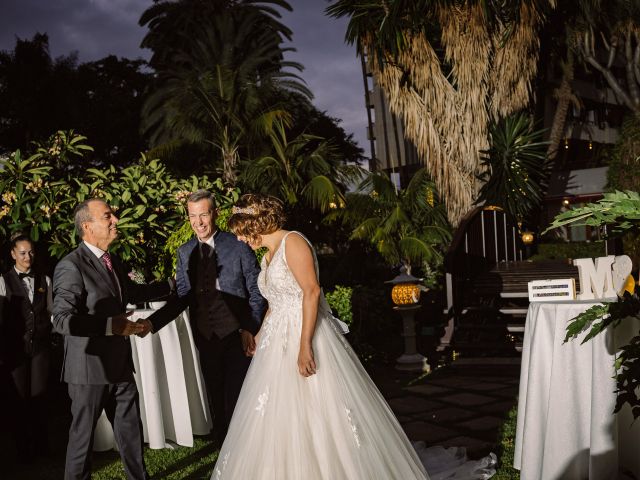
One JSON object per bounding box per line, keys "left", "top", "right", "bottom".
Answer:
{"left": 283, "top": 232, "right": 313, "bottom": 264}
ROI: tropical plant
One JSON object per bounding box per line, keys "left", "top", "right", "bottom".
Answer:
{"left": 241, "top": 119, "right": 362, "bottom": 213}
{"left": 327, "top": 169, "right": 451, "bottom": 281}
{"left": 0, "top": 149, "right": 65, "bottom": 243}
{"left": 327, "top": 0, "right": 555, "bottom": 225}
{"left": 544, "top": 190, "right": 640, "bottom": 418}
{"left": 139, "top": 0, "right": 293, "bottom": 71}
{"left": 476, "top": 112, "right": 549, "bottom": 222}
{"left": 0, "top": 131, "right": 238, "bottom": 278}
{"left": 140, "top": 2, "right": 308, "bottom": 184}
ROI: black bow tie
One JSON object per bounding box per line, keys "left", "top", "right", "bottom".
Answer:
{"left": 18, "top": 272, "right": 34, "bottom": 280}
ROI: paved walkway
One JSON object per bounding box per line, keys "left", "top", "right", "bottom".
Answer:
{"left": 370, "top": 356, "right": 521, "bottom": 458}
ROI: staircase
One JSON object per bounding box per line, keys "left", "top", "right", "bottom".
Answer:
{"left": 469, "top": 261, "right": 581, "bottom": 351}
{"left": 440, "top": 206, "right": 582, "bottom": 355}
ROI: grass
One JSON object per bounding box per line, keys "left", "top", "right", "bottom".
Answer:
{"left": 92, "top": 438, "right": 219, "bottom": 480}
{"left": 492, "top": 405, "right": 521, "bottom": 480}
{"left": 2, "top": 433, "right": 219, "bottom": 480}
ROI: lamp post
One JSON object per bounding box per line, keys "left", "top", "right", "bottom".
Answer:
{"left": 386, "top": 266, "right": 430, "bottom": 373}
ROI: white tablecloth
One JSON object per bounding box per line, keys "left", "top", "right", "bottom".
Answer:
{"left": 93, "top": 309, "right": 212, "bottom": 450}
{"left": 514, "top": 301, "right": 640, "bottom": 479}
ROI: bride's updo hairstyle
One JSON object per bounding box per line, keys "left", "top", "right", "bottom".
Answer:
{"left": 228, "top": 194, "right": 286, "bottom": 244}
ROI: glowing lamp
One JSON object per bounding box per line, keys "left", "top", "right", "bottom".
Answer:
{"left": 391, "top": 283, "right": 421, "bottom": 305}
{"left": 385, "top": 266, "right": 429, "bottom": 372}
{"left": 521, "top": 231, "right": 534, "bottom": 245}
{"left": 386, "top": 266, "right": 422, "bottom": 306}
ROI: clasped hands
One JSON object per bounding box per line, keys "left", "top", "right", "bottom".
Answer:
{"left": 112, "top": 311, "right": 153, "bottom": 338}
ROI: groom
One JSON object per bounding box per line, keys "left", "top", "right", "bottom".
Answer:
{"left": 146, "top": 189, "right": 266, "bottom": 446}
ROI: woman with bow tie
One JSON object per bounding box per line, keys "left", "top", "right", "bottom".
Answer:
{"left": 0, "top": 232, "right": 52, "bottom": 463}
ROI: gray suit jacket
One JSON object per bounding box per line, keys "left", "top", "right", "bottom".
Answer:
{"left": 52, "top": 243, "right": 171, "bottom": 385}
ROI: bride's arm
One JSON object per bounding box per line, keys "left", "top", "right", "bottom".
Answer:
{"left": 285, "top": 234, "right": 321, "bottom": 377}
{"left": 247, "top": 308, "right": 270, "bottom": 356}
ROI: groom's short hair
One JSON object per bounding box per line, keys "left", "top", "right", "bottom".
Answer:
{"left": 187, "top": 189, "right": 216, "bottom": 212}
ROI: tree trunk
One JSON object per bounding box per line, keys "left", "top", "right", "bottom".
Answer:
{"left": 547, "top": 54, "right": 575, "bottom": 162}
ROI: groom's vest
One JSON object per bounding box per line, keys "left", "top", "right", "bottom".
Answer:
{"left": 191, "top": 244, "right": 241, "bottom": 340}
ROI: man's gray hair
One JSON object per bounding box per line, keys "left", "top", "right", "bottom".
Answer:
{"left": 187, "top": 189, "right": 216, "bottom": 211}
{"left": 74, "top": 198, "right": 101, "bottom": 239}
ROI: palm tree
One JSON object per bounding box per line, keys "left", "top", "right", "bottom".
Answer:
{"left": 477, "top": 113, "right": 549, "bottom": 222}
{"left": 327, "top": 169, "right": 451, "bottom": 275}
{"left": 327, "top": 0, "right": 556, "bottom": 226}
{"left": 139, "top": 0, "right": 293, "bottom": 70}
{"left": 141, "top": 9, "right": 310, "bottom": 184}
{"left": 241, "top": 119, "right": 362, "bottom": 212}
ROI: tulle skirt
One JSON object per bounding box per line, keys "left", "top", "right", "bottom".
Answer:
{"left": 212, "top": 305, "right": 428, "bottom": 479}
{"left": 211, "top": 304, "right": 496, "bottom": 479}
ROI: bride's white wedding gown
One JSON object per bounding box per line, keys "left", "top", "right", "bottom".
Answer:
{"left": 211, "top": 232, "right": 496, "bottom": 480}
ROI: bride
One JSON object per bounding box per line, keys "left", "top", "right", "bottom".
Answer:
{"left": 212, "top": 194, "right": 495, "bottom": 480}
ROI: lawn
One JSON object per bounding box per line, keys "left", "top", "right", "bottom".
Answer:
{"left": 3, "top": 436, "right": 219, "bottom": 480}
{"left": 492, "top": 405, "right": 520, "bottom": 480}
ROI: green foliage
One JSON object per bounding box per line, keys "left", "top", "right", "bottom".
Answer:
{"left": 325, "top": 285, "right": 353, "bottom": 326}
{"left": 564, "top": 302, "right": 614, "bottom": 344}
{"left": 543, "top": 190, "right": 640, "bottom": 236}
{"left": 606, "top": 115, "right": 640, "bottom": 191}
{"left": 614, "top": 335, "right": 640, "bottom": 419}
{"left": 477, "top": 112, "right": 549, "bottom": 222}
{"left": 0, "top": 131, "right": 239, "bottom": 278}
{"left": 527, "top": 241, "right": 606, "bottom": 262}
{"left": 492, "top": 405, "right": 520, "bottom": 479}
{"left": 327, "top": 169, "right": 451, "bottom": 283}
{"left": 241, "top": 119, "right": 361, "bottom": 213}
{"left": 140, "top": 3, "right": 307, "bottom": 182}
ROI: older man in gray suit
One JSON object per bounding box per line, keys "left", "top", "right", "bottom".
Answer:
{"left": 53, "top": 198, "right": 173, "bottom": 480}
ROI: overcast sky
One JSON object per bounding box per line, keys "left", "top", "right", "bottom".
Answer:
{"left": 0, "top": 0, "right": 369, "bottom": 156}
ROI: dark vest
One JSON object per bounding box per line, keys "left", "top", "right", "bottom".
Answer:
{"left": 3, "top": 270, "right": 51, "bottom": 357}
{"left": 191, "top": 245, "right": 240, "bottom": 340}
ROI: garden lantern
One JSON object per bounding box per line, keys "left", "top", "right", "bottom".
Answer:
{"left": 386, "top": 267, "right": 429, "bottom": 373}
{"left": 521, "top": 231, "right": 534, "bottom": 245}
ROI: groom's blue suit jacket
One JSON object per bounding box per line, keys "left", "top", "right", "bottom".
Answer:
{"left": 149, "top": 231, "right": 266, "bottom": 335}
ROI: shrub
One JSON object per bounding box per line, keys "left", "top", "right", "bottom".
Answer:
{"left": 528, "top": 241, "right": 606, "bottom": 262}
{"left": 325, "top": 285, "right": 353, "bottom": 326}
{"left": 0, "top": 131, "right": 239, "bottom": 278}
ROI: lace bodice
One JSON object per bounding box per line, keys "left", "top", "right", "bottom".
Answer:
{"left": 257, "top": 231, "right": 314, "bottom": 308}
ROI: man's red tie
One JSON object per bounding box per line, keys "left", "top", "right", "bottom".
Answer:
{"left": 101, "top": 252, "right": 114, "bottom": 273}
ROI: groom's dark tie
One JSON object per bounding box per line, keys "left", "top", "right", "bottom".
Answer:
{"left": 200, "top": 242, "right": 213, "bottom": 260}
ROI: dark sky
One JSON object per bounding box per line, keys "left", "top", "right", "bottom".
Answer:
{"left": 0, "top": 0, "right": 369, "bottom": 156}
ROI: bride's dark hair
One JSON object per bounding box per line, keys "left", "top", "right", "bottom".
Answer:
{"left": 228, "top": 194, "right": 286, "bottom": 244}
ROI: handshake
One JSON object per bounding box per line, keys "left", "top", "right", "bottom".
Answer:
{"left": 112, "top": 311, "right": 154, "bottom": 338}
